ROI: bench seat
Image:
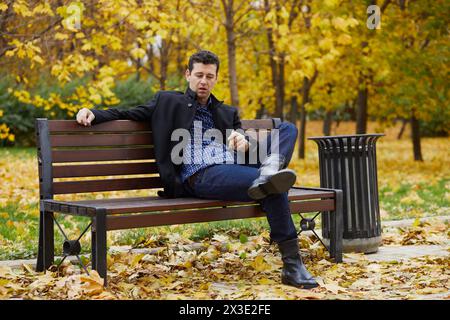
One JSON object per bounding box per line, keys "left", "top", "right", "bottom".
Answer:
{"left": 44, "top": 188, "right": 335, "bottom": 215}
{"left": 44, "top": 188, "right": 336, "bottom": 232}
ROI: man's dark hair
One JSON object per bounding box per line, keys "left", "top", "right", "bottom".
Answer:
{"left": 188, "top": 50, "right": 220, "bottom": 74}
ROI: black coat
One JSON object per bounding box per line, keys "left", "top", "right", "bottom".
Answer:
{"left": 91, "top": 87, "right": 245, "bottom": 198}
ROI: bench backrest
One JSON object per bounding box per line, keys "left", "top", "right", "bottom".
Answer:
{"left": 35, "top": 118, "right": 281, "bottom": 200}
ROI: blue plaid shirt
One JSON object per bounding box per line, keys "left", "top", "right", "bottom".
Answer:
{"left": 180, "top": 99, "right": 235, "bottom": 183}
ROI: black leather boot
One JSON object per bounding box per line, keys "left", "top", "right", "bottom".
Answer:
{"left": 247, "top": 154, "right": 296, "bottom": 200}
{"left": 278, "top": 238, "right": 319, "bottom": 289}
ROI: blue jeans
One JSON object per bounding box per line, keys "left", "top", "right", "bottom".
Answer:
{"left": 183, "top": 122, "right": 299, "bottom": 243}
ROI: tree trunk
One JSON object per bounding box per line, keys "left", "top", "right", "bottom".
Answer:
{"left": 411, "top": 112, "right": 423, "bottom": 161}
{"left": 298, "top": 103, "right": 306, "bottom": 159}
{"left": 356, "top": 84, "right": 368, "bottom": 134}
{"left": 397, "top": 118, "right": 408, "bottom": 140}
{"left": 256, "top": 100, "right": 266, "bottom": 119}
{"left": 323, "top": 83, "right": 334, "bottom": 135}
{"left": 335, "top": 118, "right": 341, "bottom": 129}
{"left": 176, "top": 37, "right": 186, "bottom": 75}
{"left": 289, "top": 96, "right": 298, "bottom": 125}
{"left": 225, "top": 29, "right": 240, "bottom": 107}
{"left": 266, "top": 35, "right": 283, "bottom": 118}
{"left": 275, "top": 55, "right": 285, "bottom": 119}
{"left": 147, "top": 44, "right": 154, "bottom": 76}
{"left": 136, "top": 64, "right": 141, "bottom": 82}
{"left": 323, "top": 111, "right": 333, "bottom": 136}
{"left": 136, "top": 42, "right": 142, "bottom": 82}
{"left": 297, "top": 70, "right": 318, "bottom": 158}
{"left": 159, "top": 40, "right": 169, "bottom": 90}
{"left": 222, "top": 0, "right": 240, "bottom": 108}
{"left": 298, "top": 77, "right": 310, "bottom": 159}
{"left": 264, "top": 0, "right": 284, "bottom": 120}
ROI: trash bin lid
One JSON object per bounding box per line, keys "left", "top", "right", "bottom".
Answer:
{"left": 308, "top": 133, "right": 385, "bottom": 141}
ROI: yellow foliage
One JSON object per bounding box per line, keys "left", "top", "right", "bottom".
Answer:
{"left": 337, "top": 34, "right": 352, "bottom": 45}
{"left": 13, "top": 0, "right": 33, "bottom": 17}
{"left": 0, "top": 121, "right": 14, "bottom": 141}
{"left": 130, "top": 47, "right": 146, "bottom": 60}
{"left": 54, "top": 32, "right": 69, "bottom": 41}
{"left": 0, "top": 0, "right": 447, "bottom": 147}
{"left": 33, "top": 2, "right": 54, "bottom": 16}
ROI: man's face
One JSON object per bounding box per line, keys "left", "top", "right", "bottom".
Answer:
{"left": 185, "top": 63, "right": 218, "bottom": 101}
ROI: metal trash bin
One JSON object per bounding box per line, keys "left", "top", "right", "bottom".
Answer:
{"left": 309, "top": 134, "right": 384, "bottom": 253}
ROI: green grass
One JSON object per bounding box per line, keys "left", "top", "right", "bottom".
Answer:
{"left": 379, "top": 178, "right": 449, "bottom": 220}
{"left": 1, "top": 146, "right": 36, "bottom": 157}
{"left": 0, "top": 201, "right": 92, "bottom": 260}
{"left": 112, "top": 219, "right": 271, "bottom": 248}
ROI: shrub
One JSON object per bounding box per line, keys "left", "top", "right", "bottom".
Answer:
{"left": 0, "top": 75, "right": 157, "bottom": 146}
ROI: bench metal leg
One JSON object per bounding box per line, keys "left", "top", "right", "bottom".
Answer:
{"left": 93, "top": 209, "right": 107, "bottom": 286}
{"left": 329, "top": 190, "right": 343, "bottom": 263}
{"left": 36, "top": 211, "right": 45, "bottom": 271}
{"left": 36, "top": 210, "right": 54, "bottom": 271}
{"left": 91, "top": 228, "right": 97, "bottom": 271}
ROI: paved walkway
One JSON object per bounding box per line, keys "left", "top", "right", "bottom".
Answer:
{"left": 345, "top": 244, "right": 449, "bottom": 262}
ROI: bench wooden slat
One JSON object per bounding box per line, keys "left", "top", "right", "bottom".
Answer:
{"left": 51, "top": 147, "right": 155, "bottom": 163}
{"left": 44, "top": 201, "right": 94, "bottom": 216}
{"left": 44, "top": 188, "right": 335, "bottom": 213}
{"left": 105, "top": 199, "right": 335, "bottom": 230}
{"left": 47, "top": 119, "right": 272, "bottom": 133}
{"left": 107, "top": 206, "right": 262, "bottom": 230}
{"left": 50, "top": 133, "right": 153, "bottom": 147}
{"left": 48, "top": 120, "right": 151, "bottom": 132}
{"left": 241, "top": 119, "right": 274, "bottom": 130}
{"left": 107, "top": 198, "right": 335, "bottom": 217}
{"left": 51, "top": 177, "right": 163, "bottom": 194}
{"left": 52, "top": 162, "right": 159, "bottom": 178}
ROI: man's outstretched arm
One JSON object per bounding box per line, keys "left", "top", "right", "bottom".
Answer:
{"left": 76, "top": 92, "right": 160, "bottom": 126}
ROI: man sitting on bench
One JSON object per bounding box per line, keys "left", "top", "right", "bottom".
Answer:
{"left": 76, "top": 50, "right": 318, "bottom": 289}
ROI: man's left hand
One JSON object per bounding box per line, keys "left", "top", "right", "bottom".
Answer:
{"left": 228, "top": 130, "right": 249, "bottom": 152}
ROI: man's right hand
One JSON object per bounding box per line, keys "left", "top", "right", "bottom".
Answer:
{"left": 76, "top": 108, "right": 95, "bottom": 126}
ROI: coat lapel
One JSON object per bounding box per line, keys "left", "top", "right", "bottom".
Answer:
{"left": 183, "top": 87, "right": 224, "bottom": 133}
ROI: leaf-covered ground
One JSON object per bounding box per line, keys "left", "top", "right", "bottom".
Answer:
{"left": 0, "top": 218, "right": 448, "bottom": 300}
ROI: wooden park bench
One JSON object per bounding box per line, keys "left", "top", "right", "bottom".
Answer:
{"left": 35, "top": 118, "right": 343, "bottom": 285}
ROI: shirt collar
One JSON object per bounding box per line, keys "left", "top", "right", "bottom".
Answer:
{"left": 199, "top": 97, "right": 212, "bottom": 108}
{"left": 185, "top": 87, "right": 222, "bottom": 109}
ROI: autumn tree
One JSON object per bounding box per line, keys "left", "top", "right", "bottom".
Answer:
{"left": 0, "top": 0, "right": 448, "bottom": 163}
{"left": 370, "top": 0, "right": 449, "bottom": 161}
